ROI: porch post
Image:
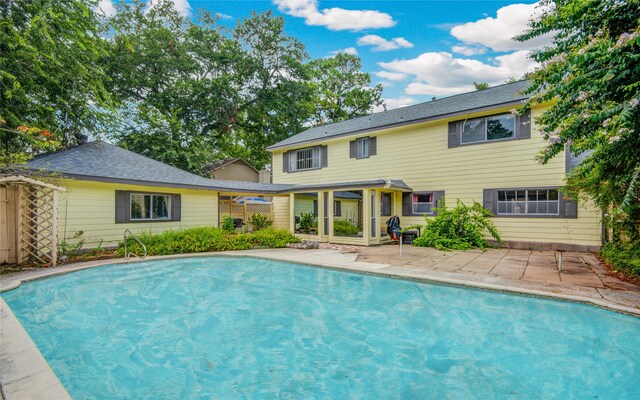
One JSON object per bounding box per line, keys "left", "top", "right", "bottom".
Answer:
{"left": 363, "top": 188, "right": 371, "bottom": 243}
{"left": 289, "top": 192, "right": 295, "bottom": 234}
{"left": 327, "top": 191, "right": 334, "bottom": 242}
{"left": 317, "top": 191, "right": 325, "bottom": 241}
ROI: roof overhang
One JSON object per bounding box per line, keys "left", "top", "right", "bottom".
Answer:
{"left": 285, "top": 179, "right": 412, "bottom": 193}
{"left": 267, "top": 99, "right": 528, "bottom": 151}
{"left": 38, "top": 172, "right": 290, "bottom": 194}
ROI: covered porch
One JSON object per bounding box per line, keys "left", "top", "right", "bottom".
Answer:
{"left": 287, "top": 179, "right": 412, "bottom": 246}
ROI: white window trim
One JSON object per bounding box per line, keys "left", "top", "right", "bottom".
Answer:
{"left": 356, "top": 137, "right": 369, "bottom": 158}
{"left": 461, "top": 113, "right": 515, "bottom": 145}
{"left": 130, "top": 193, "right": 171, "bottom": 221}
{"left": 289, "top": 147, "right": 321, "bottom": 171}
{"left": 412, "top": 193, "right": 434, "bottom": 215}
{"left": 496, "top": 189, "right": 560, "bottom": 216}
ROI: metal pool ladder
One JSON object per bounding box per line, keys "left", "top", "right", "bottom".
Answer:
{"left": 124, "top": 229, "right": 147, "bottom": 260}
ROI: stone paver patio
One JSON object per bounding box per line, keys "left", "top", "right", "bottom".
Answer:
{"left": 317, "top": 243, "right": 640, "bottom": 310}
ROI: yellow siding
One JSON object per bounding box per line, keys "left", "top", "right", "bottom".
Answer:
{"left": 293, "top": 195, "right": 316, "bottom": 216}
{"left": 58, "top": 180, "right": 218, "bottom": 249}
{"left": 335, "top": 198, "right": 359, "bottom": 223}
{"left": 272, "top": 105, "right": 601, "bottom": 247}
{"left": 271, "top": 196, "right": 290, "bottom": 230}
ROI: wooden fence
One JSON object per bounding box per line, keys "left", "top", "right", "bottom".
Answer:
{"left": 219, "top": 200, "right": 273, "bottom": 226}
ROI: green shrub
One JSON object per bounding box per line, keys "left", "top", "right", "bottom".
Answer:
{"left": 249, "top": 213, "right": 272, "bottom": 231}
{"left": 601, "top": 241, "right": 640, "bottom": 277}
{"left": 412, "top": 199, "right": 503, "bottom": 251}
{"left": 221, "top": 216, "right": 236, "bottom": 232}
{"left": 333, "top": 219, "right": 360, "bottom": 236}
{"left": 117, "top": 226, "right": 299, "bottom": 257}
{"left": 298, "top": 212, "right": 316, "bottom": 234}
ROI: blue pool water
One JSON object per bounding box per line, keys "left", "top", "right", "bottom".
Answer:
{"left": 3, "top": 257, "right": 640, "bottom": 399}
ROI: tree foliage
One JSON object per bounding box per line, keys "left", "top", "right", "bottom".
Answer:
{"left": 306, "top": 53, "right": 384, "bottom": 126}
{"left": 1, "top": 0, "right": 383, "bottom": 174}
{"left": 518, "top": 0, "right": 640, "bottom": 241}
{"left": 0, "top": 0, "right": 113, "bottom": 167}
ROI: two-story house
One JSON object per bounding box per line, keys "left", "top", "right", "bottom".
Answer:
{"left": 267, "top": 81, "right": 601, "bottom": 251}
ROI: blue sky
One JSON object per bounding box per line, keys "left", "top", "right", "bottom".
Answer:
{"left": 98, "top": 0, "right": 552, "bottom": 110}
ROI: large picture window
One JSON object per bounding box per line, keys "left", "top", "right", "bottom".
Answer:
{"left": 130, "top": 193, "right": 171, "bottom": 220}
{"left": 461, "top": 113, "right": 515, "bottom": 144}
{"left": 497, "top": 189, "right": 559, "bottom": 215}
{"left": 289, "top": 147, "right": 321, "bottom": 171}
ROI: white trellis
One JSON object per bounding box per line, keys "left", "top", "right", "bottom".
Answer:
{"left": 0, "top": 175, "right": 65, "bottom": 266}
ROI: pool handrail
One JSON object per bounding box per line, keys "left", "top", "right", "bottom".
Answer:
{"left": 123, "top": 229, "right": 147, "bottom": 260}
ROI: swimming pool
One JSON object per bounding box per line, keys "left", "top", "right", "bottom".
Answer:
{"left": 3, "top": 256, "right": 640, "bottom": 399}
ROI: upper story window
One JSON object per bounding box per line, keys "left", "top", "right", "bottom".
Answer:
{"left": 357, "top": 137, "right": 369, "bottom": 158}
{"left": 461, "top": 113, "right": 515, "bottom": 145}
{"left": 497, "top": 189, "right": 559, "bottom": 215}
{"left": 350, "top": 136, "right": 377, "bottom": 159}
{"left": 289, "top": 147, "right": 320, "bottom": 171}
{"left": 130, "top": 193, "right": 171, "bottom": 220}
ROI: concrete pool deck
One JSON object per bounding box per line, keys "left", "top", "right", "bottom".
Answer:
{"left": 1, "top": 246, "right": 639, "bottom": 399}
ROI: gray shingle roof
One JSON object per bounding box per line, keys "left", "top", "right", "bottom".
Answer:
{"left": 268, "top": 80, "right": 531, "bottom": 150}
{"left": 27, "top": 141, "right": 294, "bottom": 194}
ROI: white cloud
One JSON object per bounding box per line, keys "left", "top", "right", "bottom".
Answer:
{"left": 215, "top": 13, "right": 233, "bottom": 20}
{"left": 273, "top": 0, "right": 396, "bottom": 31}
{"left": 450, "top": 2, "right": 553, "bottom": 52}
{"left": 95, "top": 0, "right": 116, "bottom": 17}
{"left": 378, "top": 50, "right": 536, "bottom": 97}
{"left": 382, "top": 96, "right": 417, "bottom": 111}
{"left": 374, "top": 71, "right": 407, "bottom": 81}
{"left": 357, "top": 35, "right": 414, "bottom": 51}
{"left": 148, "top": 0, "right": 192, "bottom": 17}
{"left": 329, "top": 47, "right": 358, "bottom": 56}
{"left": 451, "top": 45, "right": 487, "bottom": 56}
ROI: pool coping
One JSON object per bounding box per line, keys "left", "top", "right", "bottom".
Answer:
{"left": 1, "top": 249, "right": 639, "bottom": 399}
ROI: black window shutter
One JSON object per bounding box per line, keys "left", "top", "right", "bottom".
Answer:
{"left": 283, "top": 152, "right": 290, "bottom": 173}
{"left": 115, "top": 191, "right": 128, "bottom": 223}
{"left": 349, "top": 140, "right": 356, "bottom": 158}
{"left": 171, "top": 194, "right": 182, "bottom": 221}
{"left": 369, "top": 137, "right": 377, "bottom": 156}
{"left": 321, "top": 146, "right": 328, "bottom": 168}
{"left": 516, "top": 109, "right": 531, "bottom": 140}
{"left": 402, "top": 192, "right": 412, "bottom": 216}
{"left": 560, "top": 194, "right": 578, "bottom": 218}
{"left": 313, "top": 200, "right": 318, "bottom": 217}
{"left": 448, "top": 121, "right": 459, "bottom": 148}
{"left": 483, "top": 189, "right": 497, "bottom": 214}
{"left": 432, "top": 191, "right": 445, "bottom": 215}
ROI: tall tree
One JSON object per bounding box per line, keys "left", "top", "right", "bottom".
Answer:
{"left": 105, "top": 3, "right": 311, "bottom": 171}
{"left": 0, "top": 0, "right": 112, "bottom": 166}
{"left": 518, "top": 0, "right": 640, "bottom": 240}
{"left": 103, "top": 0, "right": 243, "bottom": 173}
{"left": 306, "top": 53, "right": 384, "bottom": 126}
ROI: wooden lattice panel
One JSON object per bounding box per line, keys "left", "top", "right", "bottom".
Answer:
{"left": 245, "top": 202, "right": 272, "bottom": 219}
{"left": 21, "top": 185, "right": 58, "bottom": 264}
{"left": 219, "top": 200, "right": 273, "bottom": 223}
